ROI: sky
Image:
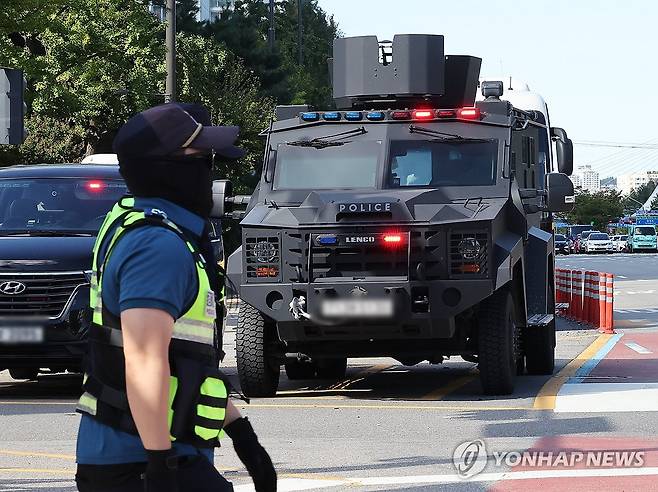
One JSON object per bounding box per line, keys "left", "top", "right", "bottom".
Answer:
{"left": 315, "top": 0, "right": 658, "bottom": 178}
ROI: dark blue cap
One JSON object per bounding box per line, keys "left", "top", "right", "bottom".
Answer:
{"left": 113, "top": 103, "right": 245, "bottom": 159}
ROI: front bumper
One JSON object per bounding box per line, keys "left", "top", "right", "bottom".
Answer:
{"left": 632, "top": 243, "right": 657, "bottom": 250}
{"left": 0, "top": 287, "right": 90, "bottom": 370}
{"left": 240, "top": 278, "right": 494, "bottom": 341}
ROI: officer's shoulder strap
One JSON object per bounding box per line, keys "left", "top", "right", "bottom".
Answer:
{"left": 97, "top": 208, "right": 204, "bottom": 281}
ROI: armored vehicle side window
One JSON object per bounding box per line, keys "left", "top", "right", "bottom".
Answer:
{"left": 273, "top": 141, "right": 382, "bottom": 190}
{"left": 388, "top": 140, "right": 497, "bottom": 188}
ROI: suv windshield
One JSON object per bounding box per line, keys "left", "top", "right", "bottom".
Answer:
{"left": 555, "top": 234, "right": 566, "bottom": 241}
{"left": 389, "top": 139, "right": 497, "bottom": 187}
{"left": 274, "top": 141, "right": 382, "bottom": 190}
{"left": 635, "top": 226, "right": 656, "bottom": 236}
{"left": 590, "top": 233, "right": 609, "bottom": 240}
{"left": 0, "top": 178, "right": 126, "bottom": 234}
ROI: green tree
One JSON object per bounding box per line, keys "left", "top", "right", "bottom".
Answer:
{"left": 0, "top": 0, "right": 166, "bottom": 163}
{"left": 176, "top": 33, "right": 274, "bottom": 192}
{"left": 566, "top": 190, "right": 624, "bottom": 231}
{"left": 208, "top": 0, "right": 290, "bottom": 103}
{"left": 275, "top": 0, "right": 339, "bottom": 107}
{"left": 207, "top": 0, "right": 339, "bottom": 107}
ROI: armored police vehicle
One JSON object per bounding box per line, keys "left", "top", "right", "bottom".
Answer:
{"left": 225, "top": 34, "right": 575, "bottom": 396}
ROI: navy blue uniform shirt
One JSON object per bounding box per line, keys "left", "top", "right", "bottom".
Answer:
{"left": 76, "top": 197, "right": 213, "bottom": 465}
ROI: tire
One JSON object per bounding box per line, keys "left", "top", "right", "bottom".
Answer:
{"left": 236, "top": 303, "right": 280, "bottom": 397}
{"left": 524, "top": 285, "right": 556, "bottom": 375}
{"left": 9, "top": 368, "right": 39, "bottom": 380}
{"left": 316, "top": 358, "right": 348, "bottom": 380}
{"left": 477, "top": 289, "right": 519, "bottom": 395}
{"left": 284, "top": 359, "right": 317, "bottom": 380}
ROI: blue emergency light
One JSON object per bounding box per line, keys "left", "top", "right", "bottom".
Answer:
{"left": 366, "top": 111, "right": 386, "bottom": 121}
{"left": 316, "top": 235, "right": 338, "bottom": 245}
{"left": 344, "top": 111, "right": 363, "bottom": 121}
{"left": 322, "top": 112, "right": 341, "bottom": 121}
{"left": 300, "top": 112, "right": 320, "bottom": 122}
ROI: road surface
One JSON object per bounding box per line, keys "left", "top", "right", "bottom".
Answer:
{"left": 2, "top": 253, "right": 658, "bottom": 491}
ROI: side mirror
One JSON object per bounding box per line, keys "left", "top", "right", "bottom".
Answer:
{"left": 551, "top": 127, "right": 574, "bottom": 176}
{"left": 545, "top": 172, "right": 575, "bottom": 212}
{"left": 210, "top": 179, "right": 233, "bottom": 218}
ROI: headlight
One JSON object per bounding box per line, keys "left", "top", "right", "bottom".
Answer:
{"left": 457, "top": 238, "right": 481, "bottom": 260}
{"left": 253, "top": 241, "right": 277, "bottom": 262}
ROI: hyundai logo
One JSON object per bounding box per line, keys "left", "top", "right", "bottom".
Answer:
{"left": 0, "top": 281, "right": 27, "bottom": 295}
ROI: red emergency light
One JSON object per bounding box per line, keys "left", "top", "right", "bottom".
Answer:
{"left": 86, "top": 180, "right": 105, "bottom": 192}
{"left": 457, "top": 107, "right": 481, "bottom": 120}
{"left": 391, "top": 110, "right": 411, "bottom": 120}
{"left": 437, "top": 109, "right": 457, "bottom": 118}
{"left": 412, "top": 109, "right": 434, "bottom": 120}
{"left": 382, "top": 233, "right": 404, "bottom": 245}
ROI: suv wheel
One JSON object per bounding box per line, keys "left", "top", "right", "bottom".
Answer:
{"left": 9, "top": 368, "right": 39, "bottom": 380}
{"left": 477, "top": 289, "right": 518, "bottom": 395}
{"left": 316, "top": 358, "right": 348, "bottom": 380}
{"left": 236, "top": 303, "right": 280, "bottom": 397}
{"left": 524, "top": 285, "right": 556, "bottom": 375}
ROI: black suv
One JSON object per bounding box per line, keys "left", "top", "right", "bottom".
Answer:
{"left": 0, "top": 164, "right": 126, "bottom": 380}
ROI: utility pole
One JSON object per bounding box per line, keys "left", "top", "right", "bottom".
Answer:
{"left": 165, "top": 0, "right": 177, "bottom": 102}
{"left": 297, "top": 0, "right": 303, "bottom": 65}
{"left": 268, "top": 0, "right": 275, "bottom": 51}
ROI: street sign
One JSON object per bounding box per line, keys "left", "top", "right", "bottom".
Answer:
{"left": 636, "top": 217, "right": 658, "bottom": 225}
{"left": 0, "top": 67, "right": 26, "bottom": 145}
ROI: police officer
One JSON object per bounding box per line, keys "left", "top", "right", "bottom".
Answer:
{"left": 75, "top": 104, "right": 277, "bottom": 492}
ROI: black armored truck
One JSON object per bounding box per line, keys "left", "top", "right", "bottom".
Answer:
{"left": 225, "top": 34, "right": 575, "bottom": 396}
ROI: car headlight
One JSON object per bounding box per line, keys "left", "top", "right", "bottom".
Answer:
{"left": 457, "top": 237, "right": 481, "bottom": 260}
{"left": 253, "top": 241, "right": 277, "bottom": 262}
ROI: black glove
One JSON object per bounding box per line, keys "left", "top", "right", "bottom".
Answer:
{"left": 143, "top": 449, "right": 179, "bottom": 492}
{"left": 225, "top": 417, "right": 277, "bottom": 492}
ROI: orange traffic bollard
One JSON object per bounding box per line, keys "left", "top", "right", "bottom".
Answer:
{"left": 572, "top": 270, "right": 584, "bottom": 322}
{"left": 598, "top": 272, "right": 607, "bottom": 329}
{"left": 601, "top": 273, "right": 615, "bottom": 334}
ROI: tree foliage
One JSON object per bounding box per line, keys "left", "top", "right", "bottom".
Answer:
{"left": 0, "top": 0, "right": 274, "bottom": 191}
{"left": 1, "top": 0, "right": 165, "bottom": 162}
{"left": 206, "top": 0, "right": 339, "bottom": 107}
{"left": 176, "top": 34, "right": 273, "bottom": 192}
{"left": 566, "top": 190, "right": 624, "bottom": 231}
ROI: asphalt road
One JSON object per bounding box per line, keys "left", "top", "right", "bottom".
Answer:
{"left": 2, "top": 253, "right": 658, "bottom": 491}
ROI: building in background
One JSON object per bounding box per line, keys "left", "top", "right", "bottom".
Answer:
{"left": 617, "top": 171, "right": 658, "bottom": 195}
{"left": 573, "top": 165, "right": 600, "bottom": 192}
{"left": 570, "top": 174, "right": 582, "bottom": 189}
{"left": 149, "top": 1, "right": 235, "bottom": 23}
{"left": 600, "top": 176, "right": 617, "bottom": 191}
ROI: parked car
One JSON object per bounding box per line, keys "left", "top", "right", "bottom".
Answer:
{"left": 554, "top": 233, "right": 570, "bottom": 254}
{"left": 584, "top": 232, "right": 613, "bottom": 253}
{"left": 612, "top": 234, "right": 629, "bottom": 252}
{"left": 0, "top": 163, "right": 227, "bottom": 381}
{"left": 0, "top": 164, "right": 127, "bottom": 380}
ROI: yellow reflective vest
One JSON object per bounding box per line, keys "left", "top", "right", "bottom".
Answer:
{"left": 77, "top": 198, "right": 228, "bottom": 447}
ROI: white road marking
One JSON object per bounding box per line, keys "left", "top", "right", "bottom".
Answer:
{"left": 618, "top": 275, "right": 628, "bottom": 279}
{"left": 626, "top": 290, "right": 656, "bottom": 295}
{"left": 555, "top": 383, "right": 658, "bottom": 413}
{"left": 233, "top": 467, "right": 658, "bottom": 490}
{"left": 625, "top": 342, "right": 652, "bottom": 354}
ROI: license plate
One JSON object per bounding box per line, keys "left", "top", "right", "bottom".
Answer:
{"left": 320, "top": 299, "right": 393, "bottom": 318}
{"left": 0, "top": 327, "right": 44, "bottom": 344}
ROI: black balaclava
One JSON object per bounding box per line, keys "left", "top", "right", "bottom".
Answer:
{"left": 119, "top": 154, "right": 214, "bottom": 219}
